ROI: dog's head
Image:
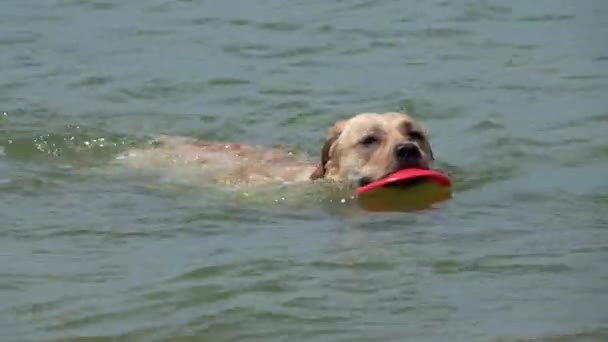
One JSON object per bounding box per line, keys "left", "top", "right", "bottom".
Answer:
{"left": 310, "top": 112, "right": 434, "bottom": 187}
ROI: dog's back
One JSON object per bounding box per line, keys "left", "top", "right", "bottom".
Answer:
{"left": 116, "top": 135, "right": 316, "bottom": 185}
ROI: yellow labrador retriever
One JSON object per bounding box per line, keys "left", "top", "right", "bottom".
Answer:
{"left": 117, "top": 112, "right": 434, "bottom": 188}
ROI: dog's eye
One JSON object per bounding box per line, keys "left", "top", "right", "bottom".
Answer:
{"left": 360, "top": 135, "right": 379, "bottom": 146}
{"left": 409, "top": 131, "right": 425, "bottom": 140}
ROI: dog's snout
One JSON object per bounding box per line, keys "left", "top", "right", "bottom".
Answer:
{"left": 394, "top": 143, "right": 420, "bottom": 160}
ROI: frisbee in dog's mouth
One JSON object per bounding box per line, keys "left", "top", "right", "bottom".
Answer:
{"left": 355, "top": 168, "right": 452, "bottom": 212}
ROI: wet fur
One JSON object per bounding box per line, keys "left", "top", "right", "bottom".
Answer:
{"left": 118, "top": 112, "right": 434, "bottom": 188}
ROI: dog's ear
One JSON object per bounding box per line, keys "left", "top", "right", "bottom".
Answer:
{"left": 422, "top": 128, "right": 435, "bottom": 161}
{"left": 310, "top": 120, "right": 346, "bottom": 180}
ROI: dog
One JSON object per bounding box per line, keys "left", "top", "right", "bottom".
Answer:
{"left": 117, "top": 112, "right": 434, "bottom": 188}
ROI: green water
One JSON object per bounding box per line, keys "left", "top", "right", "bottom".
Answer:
{"left": 2, "top": 1, "right": 607, "bottom": 341}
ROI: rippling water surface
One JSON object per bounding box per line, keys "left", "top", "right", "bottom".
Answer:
{"left": 2, "top": 0, "right": 607, "bottom": 341}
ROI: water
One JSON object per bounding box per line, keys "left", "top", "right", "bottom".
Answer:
{"left": 1, "top": 0, "right": 607, "bottom": 340}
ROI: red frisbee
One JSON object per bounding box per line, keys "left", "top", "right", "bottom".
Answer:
{"left": 355, "top": 168, "right": 452, "bottom": 212}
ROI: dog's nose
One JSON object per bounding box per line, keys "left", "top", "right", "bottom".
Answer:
{"left": 394, "top": 143, "right": 421, "bottom": 160}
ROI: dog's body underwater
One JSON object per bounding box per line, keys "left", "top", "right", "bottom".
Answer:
{"left": 117, "top": 134, "right": 318, "bottom": 185}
